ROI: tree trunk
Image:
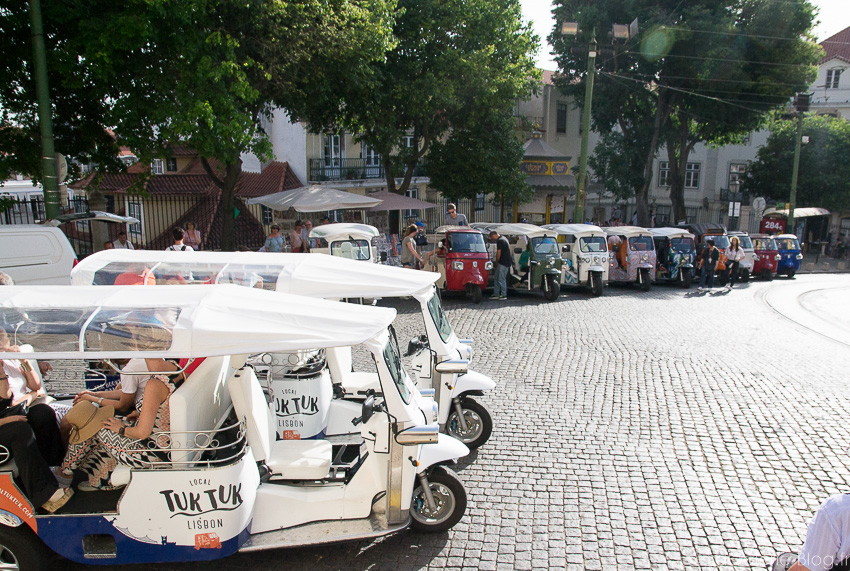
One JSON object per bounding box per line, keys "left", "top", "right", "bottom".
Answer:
{"left": 636, "top": 90, "right": 672, "bottom": 227}
{"left": 202, "top": 156, "right": 242, "bottom": 251}
{"left": 666, "top": 121, "right": 696, "bottom": 224}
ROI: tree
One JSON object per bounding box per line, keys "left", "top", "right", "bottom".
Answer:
{"left": 551, "top": 0, "right": 821, "bottom": 225}
{"left": 1, "top": 0, "right": 396, "bottom": 249}
{"left": 322, "top": 0, "right": 539, "bottom": 196}
{"left": 744, "top": 113, "right": 850, "bottom": 212}
{"left": 426, "top": 110, "right": 533, "bottom": 219}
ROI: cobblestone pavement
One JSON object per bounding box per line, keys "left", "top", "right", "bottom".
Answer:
{"left": 59, "top": 274, "right": 850, "bottom": 571}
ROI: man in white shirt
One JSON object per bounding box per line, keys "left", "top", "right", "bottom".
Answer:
{"left": 774, "top": 493, "right": 850, "bottom": 571}
{"left": 113, "top": 231, "right": 134, "bottom": 250}
{"left": 165, "top": 228, "right": 194, "bottom": 251}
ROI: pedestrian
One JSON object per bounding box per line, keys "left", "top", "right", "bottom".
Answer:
{"left": 401, "top": 224, "right": 425, "bottom": 269}
{"left": 183, "top": 221, "right": 201, "bottom": 250}
{"left": 698, "top": 239, "right": 719, "bottom": 290}
{"left": 103, "top": 241, "right": 114, "bottom": 250}
{"left": 289, "top": 221, "right": 306, "bottom": 253}
{"left": 724, "top": 236, "right": 745, "bottom": 289}
{"left": 112, "top": 231, "right": 134, "bottom": 250}
{"left": 488, "top": 229, "right": 511, "bottom": 300}
{"left": 771, "top": 492, "right": 850, "bottom": 571}
{"left": 303, "top": 220, "right": 314, "bottom": 251}
{"left": 445, "top": 203, "right": 469, "bottom": 226}
{"left": 165, "top": 228, "right": 194, "bottom": 251}
{"left": 320, "top": 216, "right": 331, "bottom": 226}
{"left": 262, "top": 224, "right": 284, "bottom": 252}
{"left": 414, "top": 221, "right": 429, "bottom": 248}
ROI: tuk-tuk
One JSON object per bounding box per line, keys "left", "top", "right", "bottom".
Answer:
{"left": 427, "top": 226, "right": 493, "bottom": 304}
{"left": 72, "top": 251, "right": 495, "bottom": 450}
{"left": 648, "top": 228, "right": 696, "bottom": 288}
{"left": 309, "top": 223, "right": 382, "bottom": 263}
{"left": 774, "top": 234, "right": 803, "bottom": 278}
{"left": 677, "top": 223, "right": 730, "bottom": 284}
{"left": 750, "top": 233, "right": 781, "bottom": 280}
{"left": 727, "top": 231, "right": 755, "bottom": 282}
{"left": 601, "top": 226, "right": 657, "bottom": 291}
{"left": 487, "top": 224, "right": 563, "bottom": 301}
{"left": 0, "top": 285, "right": 469, "bottom": 566}
{"left": 541, "top": 223, "right": 608, "bottom": 296}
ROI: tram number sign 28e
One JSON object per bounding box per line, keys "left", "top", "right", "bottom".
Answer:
{"left": 760, "top": 218, "right": 786, "bottom": 233}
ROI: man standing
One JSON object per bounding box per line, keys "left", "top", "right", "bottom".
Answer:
{"left": 165, "top": 228, "right": 194, "bottom": 251}
{"left": 489, "top": 230, "right": 511, "bottom": 300}
{"left": 303, "top": 220, "right": 315, "bottom": 251}
{"left": 112, "top": 231, "right": 134, "bottom": 250}
{"left": 698, "top": 239, "right": 719, "bottom": 291}
{"left": 290, "top": 221, "right": 305, "bottom": 253}
{"left": 446, "top": 203, "right": 469, "bottom": 226}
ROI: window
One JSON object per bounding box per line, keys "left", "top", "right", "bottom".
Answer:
{"left": 475, "top": 193, "right": 485, "bottom": 212}
{"left": 166, "top": 158, "right": 178, "bottom": 172}
{"left": 362, "top": 144, "right": 381, "bottom": 178}
{"left": 655, "top": 205, "right": 671, "bottom": 226}
{"left": 404, "top": 187, "right": 419, "bottom": 219}
{"left": 151, "top": 159, "right": 164, "bottom": 175}
{"left": 684, "top": 163, "right": 701, "bottom": 189}
{"left": 126, "top": 196, "right": 144, "bottom": 245}
{"left": 728, "top": 163, "right": 746, "bottom": 188}
{"left": 323, "top": 134, "right": 342, "bottom": 166}
{"left": 826, "top": 68, "right": 842, "bottom": 89}
{"left": 556, "top": 102, "right": 567, "bottom": 134}
{"left": 261, "top": 205, "right": 274, "bottom": 226}
{"left": 658, "top": 161, "right": 670, "bottom": 187}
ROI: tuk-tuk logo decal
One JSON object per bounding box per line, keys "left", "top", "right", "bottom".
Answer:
{"left": 194, "top": 532, "right": 222, "bottom": 550}
{"left": 274, "top": 395, "right": 320, "bottom": 418}
{"left": 0, "top": 474, "right": 36, "bottom": 532}
{"left": 160, "top": 483, "right": 243, "bottom": 521}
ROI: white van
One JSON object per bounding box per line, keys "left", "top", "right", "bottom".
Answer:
{"left": 0, "top": 211, "right": 138, "bottom": 285}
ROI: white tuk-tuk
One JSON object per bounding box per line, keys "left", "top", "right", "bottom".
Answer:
{"left": 309, "top": 223, "right": 383, "bottom": 263}
{"left": 0, "top": 285, "right": 468, "bottom": 567}
{"left": 71, "top": 251, "right": 495, "bottom": 450}
{"left": 541, "top": 223, "right": 609, "bottom": 296}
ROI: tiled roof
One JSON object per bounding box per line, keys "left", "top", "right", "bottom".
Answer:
{"left": 235, "top": 162, "right": 301, "bottom": 198}
{"left": 146, "top": 175, "right": 218, "bottom": 196}
{"left": 205, "top": 198, "right": 267, "bottom": 251}
{"left": 821, "top": 26, "right": 850, "bottom": 64}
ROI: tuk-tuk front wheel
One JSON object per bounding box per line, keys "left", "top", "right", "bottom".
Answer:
{"left": 446, "top": 397, "right": 492, "bottom": 450}
{"left": 0, "top": 523, "right": 53, "bottom": 571}
{"left": 465, "top": 284, "right": 483, "bottom": 304}
{"left": 590, "top": 272, "right": 603, "bottom": 297}
{"left": 740, "top": 269, "right": 750, "bottom": 283}
{"left": 639, "top": 268, "right": 651, "bottom": 292}
{"left": 410, "top": 466, "right": 467, "bottom": 533}
{"left": 681, "top": 270, "right": 692, "bottom": 289}
{"left": 543, "top": 274, "right": 559, "bottom": 301}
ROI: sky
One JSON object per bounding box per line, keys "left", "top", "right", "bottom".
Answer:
{"left": 520, "top": 0, "right": 850, "bottom": 70}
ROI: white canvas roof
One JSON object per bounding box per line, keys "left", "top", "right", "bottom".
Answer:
{"left": 0, "top": 285, "right": 395, "bottom": 360}
{"left": 490, "top": 223, "right": 556, "bottom": 239}
{"left": 648, "top": 228, "right": 695, "bottom": 240}
{"left": 601, "top": 226, "right": 652, "bottom": 237}
{"left": 71, "top": 250, "right": 439, "bottom": 299}
{"left": 542, "top": 223, "right": 605, "bottom": 236}
{"left": 309, "top": 223, "right": 380, "bottom": 240}
{"left": 245, "top": 185, "right": 382, "bottom": 212}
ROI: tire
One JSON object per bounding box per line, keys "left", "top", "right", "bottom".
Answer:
{"left": 590, "top": 272, "right": 603, "bottom": 297}
{"left": 740, "top": 269, "right": 750, "bottom": 283}
{"left": 445, "top": 397, "right": 492, "bottom": 450}
{"left": 681, "top": 269, "right": 692, "bottom": 289}
{"left": 543, "top": 274, "right": 559, "bottom": 301}
{"left": 466, "top": 284, "right": 483, "bottom": 304}
{"left": 639, "top": 268, "right": 650, "bottom": 292}
{"left": 787, "top": 270, "right": 796, "bottom": 279}
{"left": 0, "top": 523, "right": 53, "bottom": 571}
{"left": 410, "top": 466, "right": 467, "bottom": 533}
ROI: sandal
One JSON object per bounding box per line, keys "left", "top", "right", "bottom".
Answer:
{"left": 42, "top": 488, "right": 74, "bottom": 513}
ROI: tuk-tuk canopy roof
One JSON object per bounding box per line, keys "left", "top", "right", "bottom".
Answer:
{"left": 0, "top": 285, "right": 396, "bottom": 360}
{"left": 433, "top": 225, "right": 484, "bottom": 235}
{"left": 774, "top": 234, "right": 800, "bottom": 240}
{"left": 309, "top": 223, "right": 379, "bottom": 240}
{"left": 763, "top": 207, "right": 829, "bottom": 219}
{"left": 648, "top": 228, "right": 695, "bottom": 240}
{"left": 488, "top": 223, "right": 556, "bottom": 239}
{"left": 71, "top": 250, "right": 439, "bottom": 299}
{"left": 602, "top": 226, "right": 653, "bottom": 237}
{"left": 542, "top": 223, "right": 605, "bottom": 236}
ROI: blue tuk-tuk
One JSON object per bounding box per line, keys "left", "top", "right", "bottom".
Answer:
{"left": 774, "top": 234, "right": 803, "bottom": 278}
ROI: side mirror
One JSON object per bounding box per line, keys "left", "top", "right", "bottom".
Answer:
{"left": 379, "top": 251, "right": 388, "bottom": 262}
{"left": 514, "top": 247, "right": 523, "bottom": 254}
{"left": 360, "top": 394, "right": 375, "bottom": 425}
{"left": 562, "top": 244, "right": 571, "bottom": 253}
{"left": 405, "top": 334, "right": 429, "bottom": 357}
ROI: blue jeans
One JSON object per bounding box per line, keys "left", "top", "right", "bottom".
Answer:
{"left": 494, "top": 265, "right": 509, "bottom": 297}
{"left": 699, "top": 264, "right": 715, "bottom": 288}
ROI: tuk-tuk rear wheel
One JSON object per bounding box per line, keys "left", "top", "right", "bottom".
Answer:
{"left": 0, "top": 523, "right": 53, "bottom": 571}
{"left": 445, "top": 397, "right": 492, "bottom": 450}
{"left": 740, "top": 269, "right": 750, "bottom": 283}
{"left": 410, "top": 466, "right": 467, "bottom": 533}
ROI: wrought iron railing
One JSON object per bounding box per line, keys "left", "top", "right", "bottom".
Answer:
{"left": 308, "top": 157, "right": 427, "bottom": 182}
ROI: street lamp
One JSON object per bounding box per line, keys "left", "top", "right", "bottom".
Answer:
{"left": 561, "top": 20, "right": 637, "bottom": 224}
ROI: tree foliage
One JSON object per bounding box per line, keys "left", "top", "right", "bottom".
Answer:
{"left": 319, "top": 0, "right": 539, "bottom": 196}
{"left": 551, "top": 0, "right": 821, "bottom": 225}
{"left": 744, "top": 114, "right": 850, "bottom": 212}
{"left": 426, "top": 111, "right": 533, "bottom": 211}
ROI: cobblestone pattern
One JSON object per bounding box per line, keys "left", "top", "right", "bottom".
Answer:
{"left": 62, "top": 276, "right": 850, "bottom": 571}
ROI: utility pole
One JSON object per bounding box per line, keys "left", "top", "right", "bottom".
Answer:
{"left": 29, "top": 0, "right": 60, "bottom": 220}
{"left": 788, "top": 93, "right": 808, "bottom": 234}
{"left": 574, "top": 33, "right": 597, "bottom": 224}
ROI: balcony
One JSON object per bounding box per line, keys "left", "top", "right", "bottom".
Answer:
{"left": 308, "top": 157, "right": 426, "bottom": 182}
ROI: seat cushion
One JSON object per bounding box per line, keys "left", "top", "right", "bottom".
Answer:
{"left": 266, "top": 440, "right": 332, "bottom": 480}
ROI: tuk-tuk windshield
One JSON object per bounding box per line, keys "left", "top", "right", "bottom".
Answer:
{"left": 531, "top": 236, "right": 559, "bottom": 255}
{"left": 330, "top": 239, "right": 371, "bottom": 261}
{"left": 775, "top": 237, "right": 800, "bottom": 250}
{"left": 735, "top": 236, "right": 753, "bottom": 249}
{"left": 383, "top": 329, "right": 412, "bottom": 404}
{"left": 579, "top": 236, "right": 607, "bottom": 253}
{"left": 89, "top": 261, "right": 280, "bottom": 290}
{"left": 670, "top": 237, "right": 695, "bottom": 253}
{"left": 705, "top": 235, "right": 730, "bottom": 249}
{"left": 753, "top": 238, "right": 777, "bottom": 250}
{"left": 427, "top": 292, "right": 453, "bottom": 344}
{"left": 628, "top": 236, "right": 654, "bottom": 251}
{"left": 448, "top": 232, "right": 488, "bottom": 253}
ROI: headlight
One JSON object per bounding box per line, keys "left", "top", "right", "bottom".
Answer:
{"left": 641, "top": 254, "right": 648, "bottom": 262}
{"left": 796, "top": 254, "right": 803, "bottom": 260}
{"left": 452, "top": 261, "right": 464, "bottom": 271}
{"left": 774, "top": 254, "right": 781, "bottom": 261}
{"left": 753, "top": 254, "right": 760, "bottom": 261}
{"left": 584, "top": 256, "right": 592, "bottom": 264}
{"left": 484, "top": 261, "right": 493, "bottom": 270}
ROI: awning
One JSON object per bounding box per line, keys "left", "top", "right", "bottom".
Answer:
{"left": 526, "top": 174, "right": 577, "bottom": 189}
{"left": 246, "top": 185, "right": 382, "bottom": 212}
{"left": 763, "top": 207, "right": 830, "bottom": 218}
{"left": 366, "top": 191, "right": 436, "bottom": 212}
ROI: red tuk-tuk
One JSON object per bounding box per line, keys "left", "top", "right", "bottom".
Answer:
{"left": 427, "top": 225, "right": 493, "bottom": 303}
{"left": 750, "top": 233, "right": 781, "bottom": 279}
